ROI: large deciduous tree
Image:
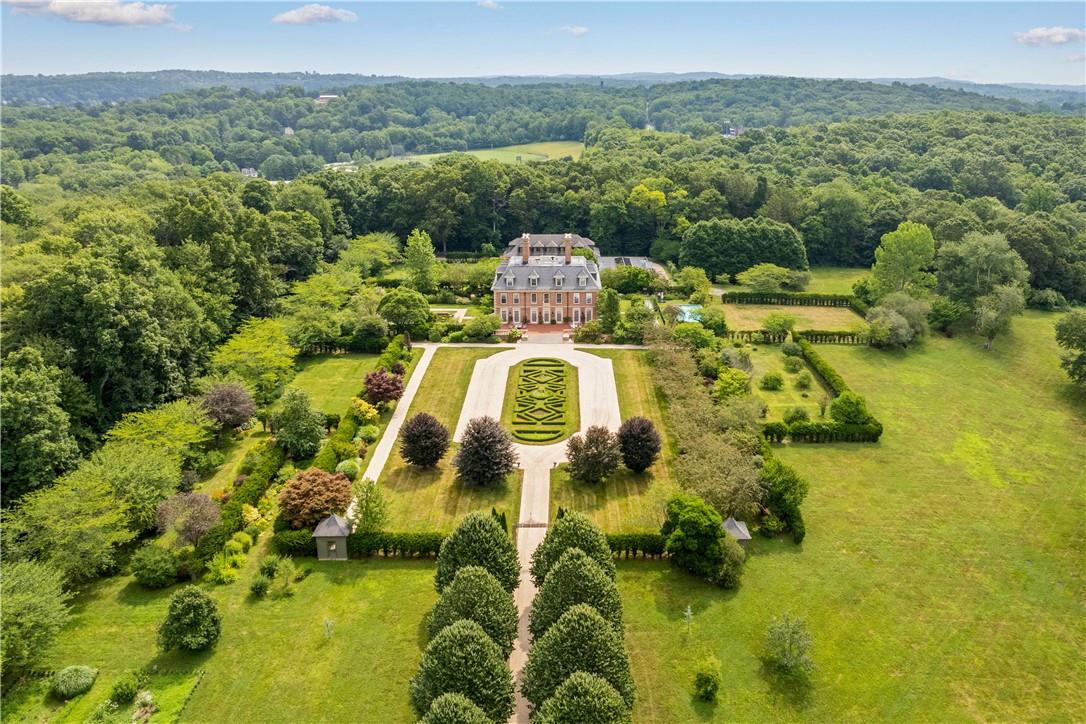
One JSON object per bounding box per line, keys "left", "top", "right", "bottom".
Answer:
{"left": 0, "top": 560, "right": 71, "bottom": 680}
{"left": 211, "top": 318, "right": 298, "bottom": 406}
{"left": 400, "top": 412, "right": 450, "bottom": 467}
{"left": 870, "top": 221, "right": 936, "bottom": 298}
{"left": 278, "top": 468, "right": 353, "bottom": 529}
{"left": 377, "top": 287, "right": 432, "bottom": 336}
{"left": 974, "top": 284, "right": 1025, "bottom": 350}
{"left": 201, "top": 382, "right": 257, "bottom": 428}
{"left": 1055, "top": 310, "right": 1086, "bottom": 386}
{"left": 535, "top": 671, "right": 632, "bottom": 724}
{"left": 275, "top": 388, "right": 326, "bottom": 458}
{"left": 680, "top": 216, "right": 807, "bottom": 281}
{"left": 935, "top": 232, "right": 1029, "bottom": 306}
{"left": 617, "top": 416, "right": 661, "bottom": 473}
{"left": 404, "top": 228, "right": 440, "bottom": 293}
{"left": 529, "top": 548, "right": 623, "bottom": 641}
{"left": 158, "top": 586, "right": 221, "bottom": 652}
{"left": 453, "top": 417, "right": 518, "bottom": 487}
{"left": 661, "top": 494, "right": 745, "bottom": 588}
{"left": 566, "top": 426, "right": 621, "bottom": 485}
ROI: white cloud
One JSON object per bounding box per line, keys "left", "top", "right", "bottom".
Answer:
{"left": 478, "top": 0, "right": 501, "bottom": 9}
{"left": 560, "top": 24, "right": 588, "bottom": 37}
{"left": 1066, "top": 52, "right": 1086, "bottom": 63}
{"left": 272, "top": 3, "right": 357, "bottom": 25}
{"left": 1014, "top": 26, "right": 1085, "bottom": 46}
{"left": 3, "top": 0, "right": 176, "bottom": 26}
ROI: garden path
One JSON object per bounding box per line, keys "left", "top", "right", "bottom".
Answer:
{"left": 359, "top": 345, "right": 437, "bottom": 484}
{"left": 453, "top": 345, "right": 621, "bottom": 723}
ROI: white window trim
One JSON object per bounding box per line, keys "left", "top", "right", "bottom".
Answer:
{"left": 573, "top": 293, "right": 580, "bottom": 304}
{"left": 513, "top": 309, "right": 521, "bottom": 324}
{"left": 555, "top": 309, "right": 563, "bottom": 323}
{"left": 500, "top": 309, "right": 508, "bottom": 323}
{"left": 586, "top": 293, "right": 593, "bottom": 304}
{"left": 499, "top": 293, "right": 507, "bottom": 305}
{"left": 506, "top": 276, "right": 514, "bottom": 287}
{"left": 572, "top": 308, "right": 581, "bottom": 323}
{"left": 585, "top": 308, "right": 593, "bottom": 321}
{"left": 556, "top": 292, "right": 563, "bottom": 303}
{"left": 530, "top": 308, "right": 538, "bottom": 323}
{"left": 530, "top": 293, "right": 537, "bottom": 304}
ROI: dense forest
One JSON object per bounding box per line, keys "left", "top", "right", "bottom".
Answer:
{"left": 2, "top": 77, "right": 1074, "bottom": 189}
{"left": 5, "top": 69, "right": 1084, "bottom": 108}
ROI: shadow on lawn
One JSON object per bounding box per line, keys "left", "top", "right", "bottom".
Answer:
{"left": 759, "top": 662, "right": 813, "bottom": 711}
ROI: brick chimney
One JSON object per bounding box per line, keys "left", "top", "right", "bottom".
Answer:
{"left": 521, "top": 233, "right": 531, "bottom": 263}
{"left": 563, "top": 232, "right": 572, "bottom": 264}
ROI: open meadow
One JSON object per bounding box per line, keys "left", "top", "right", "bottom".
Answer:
{"left": 373, "top": 141, "right": 584, "bottom": 167}
{"left": 722, "top": 302, "right": 866, "bottom": 331}
{"left": 618, "top": 312, "right": 1086, "bottom": 722}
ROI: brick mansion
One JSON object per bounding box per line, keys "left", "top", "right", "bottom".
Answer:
{"left": 492, "top": 233, "right": 602, "bottom": 327}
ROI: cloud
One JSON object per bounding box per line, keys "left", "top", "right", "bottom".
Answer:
{"left": 477, "top": 0, "right": 501, "bottom": 9}
{"left": 272, "top": 3, "right": 358, "bottom": 25}
{"left": 560, "top": 24, "right": 588, "bottom": 37}
{"left": 1066, "top": 52, "right": 1086, "bottom": 63}
{"left": 1014, "top": 26, "right": 1085, "bottom": 46}
{"left": 3, "top": 0, "right": 176, "bottom": 26}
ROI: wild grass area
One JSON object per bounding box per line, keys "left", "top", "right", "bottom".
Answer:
{"left": 379, "top": 347, "right": 521, "bottom": 531}
{"left": 722, "top": 303, "right": 865, "bottom": 331}
{"left": 550, "top": 350, "right": 681, "bottom": 532}
{"left": 373, "top": 141, "right": 584, "bottom": 167}
{"left": 618, "top": 312, "right": 1086, "bottom": 722}
{"left": 3, "top": 551, "right": 436, "bottom": 723}
{"left": 501, "top": 358, "right": 580, "bottom": 444}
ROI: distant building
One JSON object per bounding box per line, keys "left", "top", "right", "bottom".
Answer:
{"left": 314, "top": 94, "right": 339, "bottom": 105}
{"left": 723, "top": 517, "right": 752, "bottom": 548}
{"left": 240, "top": 167, "right": 258, "bottom": 178}
{"left": 312, "top": 514, "right": 350, "bottom": 561}
{"left": 492, "top": 233, "right": 601, "bottom": 327}
{"left": 283, "top": 127, "right": 295, "bottom": 136}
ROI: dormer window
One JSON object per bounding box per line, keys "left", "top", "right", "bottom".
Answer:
{"left": 578, "top": 274, "right": 587, "bottom": 288}
{"left": 505, "top": 275, "right": 515, "bottom": 288}
{"left": 554, "top": 273, "right": 564, "bottom": 288}
{"left": 529, "top": 272, "right": 539, "bottom": 288}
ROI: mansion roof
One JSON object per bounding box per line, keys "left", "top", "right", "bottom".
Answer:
{"left": 492, "top": 255, "right": 601, "bottom": 292}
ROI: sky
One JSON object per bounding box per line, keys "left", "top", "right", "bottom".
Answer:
{"left": 1, "top": 1, "right": 1084, "bottom": 85}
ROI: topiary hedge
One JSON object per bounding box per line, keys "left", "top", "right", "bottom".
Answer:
{"left": 409, "top": 620, "right": 515, "bottom": 722}
{"left": 606, "top": 532, "right": 666, "bottom": 558}
{"left": 794, "top": 337, "right": 849, "bottom": 395}
{"left": 723, "top": 291, "right": 867, "bottom": 316}
{"left": 530, "top": 512, "right": 615, "bottom": 587}
{"left": 794, "top": 329, "right": 865, "bottom": 344}
{"left": 528, "top": 548, "right": 623, "bottom": 642}
{"left": 428, "top": 566, "right": 517, "bottom": 657}
{"left": 51, "top": 665, "right": 98, "bottom": 700}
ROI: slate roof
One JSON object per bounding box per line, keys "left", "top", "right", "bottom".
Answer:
{"left": 504, "top": 233, "right": 596, "bottom": 251}
{"left": 312, "top": 513, "right": 351, "bottom": 538}
{"left": 492, "top": 256, "right": 601, "bottom": 292}
{"left": 723, "top": 517, "right": 752, "bottom": 541}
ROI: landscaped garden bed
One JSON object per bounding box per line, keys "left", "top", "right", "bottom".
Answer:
{"left": 501, "top": 358, "right": 580, "bottom": 444}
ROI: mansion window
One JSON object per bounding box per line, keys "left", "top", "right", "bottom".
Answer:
{"left": 585, "top": 308, "right": 594, "bottom": 321}
{"left": 586, "top": 293, "right": 593, "bottom": 304}
{"left": 543, "top": 293, "right": 550, "bottom": 304}
{"left": 554, "top": 276, "right": 564, "bottom": 288}
{"left": 556, "top": 292, "right": 563, "bottom": 303}
{"left": 529, "top": 276, "right": 538, "bottom": 287}
{"left": 513, "top": 294, "right": 520, "bottom": 304}
{"left": 530, "top": 308, "right": 538, "bottom": 323}
{"left": 505, "top": 276, "right": 514, "bottom": 287}
{"left": 578, "top": 276, "right": 587, "bottom": 287}
{"left": 530, "top": 293, "right": 537, "bottom": 304}
{"left": 500, "top": 309, "right": 508, "bottom": 322}
{"left": 573, "top": 293, "right": 580, "bottom": 304}
{"left": 499, "top": 293, "right": 507, "bottom": 305}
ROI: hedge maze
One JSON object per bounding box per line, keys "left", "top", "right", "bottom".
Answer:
{"left": 508, "top": 358, "right": 573, "bottom": 443}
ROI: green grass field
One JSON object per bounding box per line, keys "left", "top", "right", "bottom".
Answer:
{"left": 618, "top": 312, "right": 1086, "bottom": 722}
{"left": 501, "top": 358, "right": 580, "bottom": 444}
{"left": 4, "top": 548, "right": 437, "bottom": 723}
{"left": 722, "top": 303, "right": 865, "bottom": 331}
{"left": 373, "top": 141, "right": 584, "bottom": 167}
{"left": 378, "top": 347, "right": 521, "bottom": 531}
{"left": 550, "top": 350, "right": 681, "bottom": 532}
{"left": 746, "top": 344, "right": 832, "bottom": 422}
{"left": 803, "top": 267, "right": 869, "bottom": 295}
{"left": 289, "top": 353, "right": 382, "bottom": 414}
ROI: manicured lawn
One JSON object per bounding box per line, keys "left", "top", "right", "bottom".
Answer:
{"left": 722, "top": 303, "right": 865, "bottom": 331}
{"left": 552, "top": 350, "right": 680, "bottom": 532}
{"left": 804, "top": 266, "right": 869, "bottom": 294}
{"left": 289, "top": 353, "right": 381, "bottom": 415}
{"left": 196, "top": 429, "right": 273, "bottom": 497}
{"left": 373, "top": 140, "right": 584, "bottom": 167}
{"left": 501, "top": 358, "right": 580, "bottom": 444}
{"left": 617, "top": 312, "right": 1086, "bottom": 721}
{"left": 745, "top": 343, "right": 832, "bottom": 422}
{"left": 378, "top": 347, "right": 521, "bottom": 531}
{"left": 3, "top": 546, "right": 436, "bottom": 723}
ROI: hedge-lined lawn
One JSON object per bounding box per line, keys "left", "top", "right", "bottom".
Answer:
{"left": 289, "top": 353, "right": 382, "bottom": 414}
{"left": 501, "top": 358, "right": 580, "bottom": 444}
{"left": 722, "top": 303, "right": 864, "bottom": 331}
{"left": 378, "top": 347, "right": 521, "bottom": 531}
{"left": 804, "top": 267, "right": 869, "bottom": 295}
{"left": 618, "top": 312, "right": 1086, "bottom": 722}
{"left": 374, "top": 140, "right": 584, "bottom": 167}
{"left": 4, "top": 548, "right": 436, "bottom": 723}
{"left": 745, "top": 344, "right": 832, "bottom": 422}
{"left": 551, "top": 350, "right": 680, "bottom": 532}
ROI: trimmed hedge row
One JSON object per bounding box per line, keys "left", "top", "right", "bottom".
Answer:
{"left": 272, "top": 529, "right": 446, "bottom": 558}
{"left": 723, "top": 291, "right": 869, "bottom": 316}
{"left": 794, "top": 337, "right": 850, "bottom": 395}
{"left": 763, "top": 419, "right": 883, "bottom": 443}
{"left": 794, "top": 329, "right": 865, "bottom": 345}
{"left": 724, "top": 330, "right": 788, "bottom": 344}
{"left": 312, "top": 415, "right": 360, "bottom": 472}
{"left": 196, "top": 443, "right": 286, "bottom": 561}
{"left": 606, "top": 532, "right": 666, "bottom": 558}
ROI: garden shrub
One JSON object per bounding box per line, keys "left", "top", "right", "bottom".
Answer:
{"left": 334, "top": 458, "right": 360, "bottom": 481}
{"left": 435, "top": 512, "right": 519, "bottom": 593}
{"left": 365, "top": 368, "right": 405, "bottom": 407}
{"left": 566, "top": 426, "right": 621, "bottom": 485}
{"left": 530, "top": 512, "right": 615, "bottom": 587}
{"left": 783, "top": 356, "right": 803, "bottom": 373}
{"left": 52, "top": 665, "right": 97, "bottom": 700}
{"left": 662, "top": 495, "right": 745, "bottom": 588}
{"left": 109, "top": 671, "right": 142, "bottom": 704}
{"left": 783, "top": 407, "right": 809, "bottom": 425}
{"left": 419, "top": 693, "right": 490, "bottom": 724}
{"left": 250, "top": 573, "right": 271, "bottom": 598}
{"left": 224, "top": 539, "right": 245, "bottom": 556}
{"left": 357, "top": 424, "right": 381, "bottom": 443}
{"left": 258, "top": 555, "right": 281, "bottom": 577}
{"left": 759, "top": 372, "right": 784, "bottom": 391}
{"left": 350, "top": 398, "right": 380, "bottom": 425}
{"left": 711, "top": 368, "right": 751, "bottom": 401}
{"left": 410, "top": 620, "right": 515, "bottom": 722}
{"left": 781, "top": 341, "right": 803, "bottom": 357}
{"left": 428, "top": 566, "right": 517, "bottom": 657}
{"left": 829, "top": 391, "right": 871, "bottom": 424}
{"left": 276, "top": 389, "right": 325, "bottom": 459}
{"left": 536, "top": 671, "right": 632, "bottom": 724}
{"left": 231, "top": 531, "right": 252, "bottom": 551}
{"left": 696, "top": 347, "right": 722, "bottom": 378}
{"left": 400, "top": 413, "right": 450, "bottom": 468}
{"left": 572, "top": 320, "right": 604, "bottom": 343}
{"left": 672, "top": 322, "right": 715, "bottom": 349}
{"left": 521, "top": 604, "right": 635, "bottom": 709}
{"left": 616, "top": 416, "right": 661, "bottom": 473}
{"left": 762, "top": 421, "right": 789, "bottom": 443}
{"left": 195, "top": 443, "right": 285, "bottom": 562}
{"left": 794, "top": 371, "right": 812, "bottom": 390}
{"left": 529, "top": 548, "right": 623, "bottom": 641}
{"left": 788, "top": 420, "right": 883, "bottom": 443}
{"left": 158, "top": 586, "right": 221, "bottom": 651}
{"left": 130, "top": 543, "right": 179, "bottom": 589}
{"left": 453, "top": 417, "right": 518, "bottom": 487}
{"left": 693, "top": 656, "right": 722, "bottom": 702}
{"left": 606, "top": 532, "right": 666, "bottom": 558}
{"left": 278, "top": 468, "right": 352, "bottom": 529}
